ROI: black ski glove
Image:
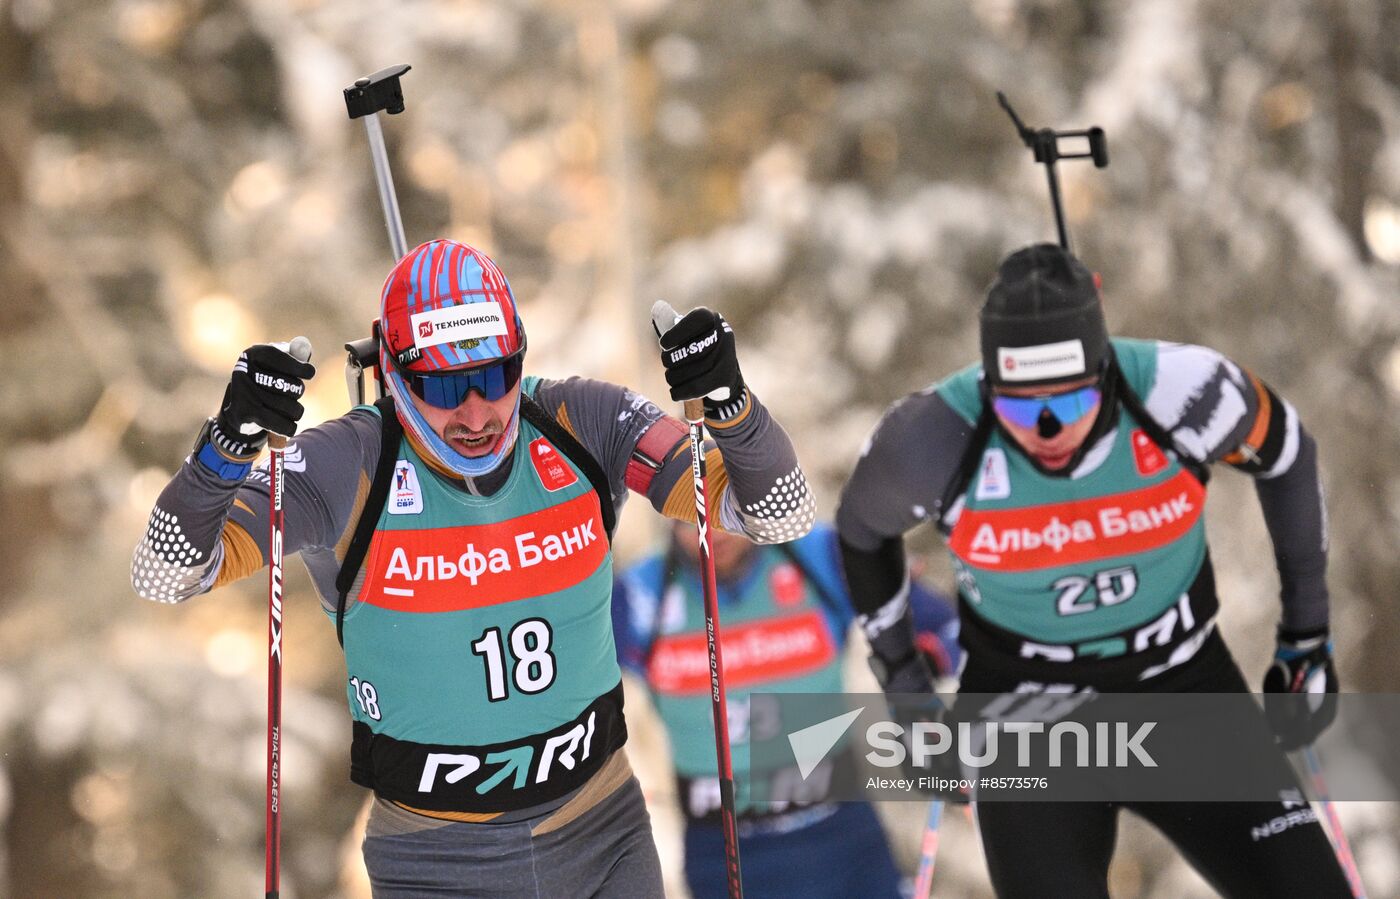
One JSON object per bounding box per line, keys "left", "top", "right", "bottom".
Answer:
{"left": 869, "top": 647, "right": 936, "bottom": 695}
{"left": 865, "top": 599, "right": 936, "bottom": 695}
{"left": 883, "top": 692, "right": 971, "bottom": 803}
{"left": 864, "top": 606, "right": 969, "bottom": 802}
{"left": 657, "top": 307, "right": 746, "bottom": 418}
{"left": 1262, "top": 626, "right": 1339, "bottom": 751}
{"left": 214, "top": 341, "right": 317, "bottom": 455}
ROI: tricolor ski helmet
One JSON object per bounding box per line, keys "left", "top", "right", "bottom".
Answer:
{"left": 980, "top": 243, "right": 1109, "bottom": 388}
{"left": 379, "top": 239, "right": 526, "bottom": 478}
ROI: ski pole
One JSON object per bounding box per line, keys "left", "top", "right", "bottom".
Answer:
{"left": 265, "top": 336, "right": 312, "bottom": 899}
{"left": 996, "top": 91, "right": 1109, "bottom": 253}
{"left": 912, "top": 799, "right": 944, "bottom": 898}
{"left": 652, "top": 301, "right": 744, "bottom": 899}
{"left": 1301, "top": 746, "right": 1367, "bottom": 898}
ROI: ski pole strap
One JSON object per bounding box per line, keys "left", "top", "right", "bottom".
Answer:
{"left": 519, "top": 394, "right": 616, "bottom": 542}
{"left": 335, "top": 396, "right": 403, "bottom": 647}
{"left": 774, "top": 541, "right": 847, "bottom": 621}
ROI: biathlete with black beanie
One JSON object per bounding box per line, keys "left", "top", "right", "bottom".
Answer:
{"left": 835, "top": 243, "right": 1352, "bottom": 897}
{"left": 132, "top": 238, "right": 815, "bottom": 897}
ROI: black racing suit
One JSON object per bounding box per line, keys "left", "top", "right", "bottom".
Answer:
{"left": 837, "top": 340, "right": 1350, "bottom": 898}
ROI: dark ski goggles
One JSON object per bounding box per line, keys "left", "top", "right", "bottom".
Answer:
{"left": 992, "top": 384, "right": 1101, "bottom": 429}
{"left": 388, "top": 340, "right": 526, "bottom": 409}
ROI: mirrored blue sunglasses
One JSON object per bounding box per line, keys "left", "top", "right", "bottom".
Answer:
{"left": 389, "top": 341, "right": 526, "bottom": 409}
{"left": 992, "top": 384, "right": 1102, "bottom": 429}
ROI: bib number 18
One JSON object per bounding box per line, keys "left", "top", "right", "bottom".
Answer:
{"left": 471, "top": 618, "right": 556, "bottom": 701}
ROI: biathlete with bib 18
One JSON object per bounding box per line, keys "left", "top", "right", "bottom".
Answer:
{"left": 131, "top": 238, "right": 815, "bottom": 897}
{"left": 835, "top": 242, "right": 1354, "bottom": 898}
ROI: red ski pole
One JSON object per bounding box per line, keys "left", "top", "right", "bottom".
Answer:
{"left": 654, "top": 302, "right": 744, "bottom": 898}
{"left": 265, "top": 428, "right": 286, "bottom": 899}
{"left": 1302, "top": 746, "right": 1367, "bottom": 898}
{"left": 912, "top": 799, "right": 944, "bottom": 898}
{"left": 264, "top": 336, "right": 311, "bottom": 899}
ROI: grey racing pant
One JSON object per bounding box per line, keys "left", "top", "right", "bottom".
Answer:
{"left": 362, "top": 750, "right": 664, "bottom": 898}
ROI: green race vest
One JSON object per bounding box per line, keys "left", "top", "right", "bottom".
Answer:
{"left": 939, "top": 339, "right": 1209, "bottom": 656}
{"left": 647, "top": 550, "right": 845, "bottom": 816}
{"left": 336, "top": 379, "right": 623, "bottom": 811}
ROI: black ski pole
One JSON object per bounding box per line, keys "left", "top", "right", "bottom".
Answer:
{"left": 996, "top": 91, "right": 1109, "bottom": 252}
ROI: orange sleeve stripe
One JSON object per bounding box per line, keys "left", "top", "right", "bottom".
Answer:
{"left": 661, "top": 446, "right": 734, "bottom": 530}
{"left": 1223, "top": 373, "right": 1271, "bottom": 465}
{"left": 335, "top": 471, "right": 373, "bottom": 562}
{"left": 214, "top": 521, "right": 265, "bottom": 588}
{"left": 554, "top": 401, "right": 582, "bottom": 441}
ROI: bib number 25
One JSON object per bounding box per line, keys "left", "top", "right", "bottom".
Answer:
{"left": 1052, "top": 565, "right": 1138, "bottom": 616}
{"left": 471, "top": 619, "right": 556, "bottom": 701}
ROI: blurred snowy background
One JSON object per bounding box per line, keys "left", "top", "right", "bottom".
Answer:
{"left": 1, "top": 0, "right": 1398, "bottom": 896}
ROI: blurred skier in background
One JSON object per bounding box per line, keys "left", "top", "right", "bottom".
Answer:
{"left": 613, "top": 519, "right": 959, "bottom": 898}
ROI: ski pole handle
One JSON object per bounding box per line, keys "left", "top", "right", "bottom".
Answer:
{"left": 265, "top": 336, "right": 314, "bottom": 450}
{"left": 650, "top": 300, "right": 729, "bottom": 421}
{"left": 652, "top": 301, "right": 702, "bottom": 423}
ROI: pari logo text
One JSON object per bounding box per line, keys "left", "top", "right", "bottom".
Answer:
{"left": 416, "top": 710, "right": 599, "bottom": 796}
